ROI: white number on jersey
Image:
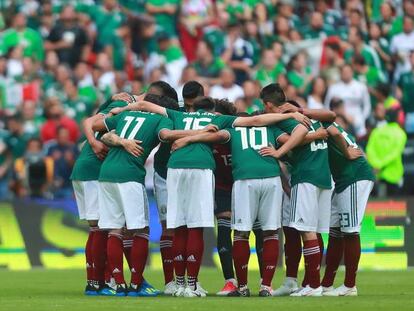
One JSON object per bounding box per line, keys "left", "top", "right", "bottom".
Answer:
{"left": 309, "top": 122, "right": 328, "bottom": 152}
{"left": 236, "top": 127, "right": 268, "bottom": 150}
{"left": 119, "top": 116, "right": 146, "bottom": 139}
{"left": 182, "top": 117, "right": 212, "bottom": 130}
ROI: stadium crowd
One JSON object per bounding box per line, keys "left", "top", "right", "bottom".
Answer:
{"left": 0, "top": 0, "right": 413, "bottom": 200}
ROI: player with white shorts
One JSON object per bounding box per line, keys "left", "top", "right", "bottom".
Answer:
{"left": 321, "top": 122, "right": 375, "bottom": 297}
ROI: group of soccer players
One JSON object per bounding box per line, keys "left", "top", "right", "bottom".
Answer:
{"left": 70, "top": 80, "right": 374, "bottom": 298}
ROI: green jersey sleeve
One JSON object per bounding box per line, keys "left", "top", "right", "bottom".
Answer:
{"left": 277, "top": 119, "right": 301, "bottom": 134}
{"left": 104, "top": 113, "right": 122, "bottom": 131}
{"left": 166, "top": 108, "right": 182, "bottom": 124}
{"left": 272, "top": 126, "right": 288, "bottom": 146}
{"left": 156, "top": 117, "right": 174, "bottom": 134}
{"left": 213, "top": 115, "right": 238, "bottom": 129}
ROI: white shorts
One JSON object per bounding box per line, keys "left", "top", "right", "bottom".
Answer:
{"left": 166, "top": 168, "right": 214, "bottom": 229}
{"left": 98, "top": 181, "right": 149, "bottom": 230}
{"left": 232, "top": 177, "right": 283, "bottom": 231}
{"left": 288, "top": 183, "right": 332, "bottom": 233}
{"left": 72, "top": 180, "right": 99, "bottom": 221}
{"left": 331, "top": 180, "right": 374, "bottom": 233}
{"left": 281, "top": 191, "right": 291, "bottom": 227}
{"left": 153, "top": 172, "right": 168, "bottom": 222}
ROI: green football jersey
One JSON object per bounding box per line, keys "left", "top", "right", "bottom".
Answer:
{"left": 99, "top": 111, "right": 173, "bottom": 184}
{"left": 227, "top": 126, "right": 285, "bottom": 180}
{"left": 325, "top": 122, "right": 375, "bottom": 193}
{"left": 277, "top": 119, "right": 332, "bottom": 189}
{"left": 154, "top": 142, "right": 171, "bottom": 179}
{"left": 70, "top": 100, "right": 127, "bottom": 181}
{"left": 166, "top": 109, "right": 237, "bottom": 170}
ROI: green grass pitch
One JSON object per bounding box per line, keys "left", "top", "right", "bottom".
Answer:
{"left": 0, "top": 268, "right": 413, "bottom": 311}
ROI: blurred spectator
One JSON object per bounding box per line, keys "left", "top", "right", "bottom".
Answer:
{"left": 0, "top": 13, "right": 44, "bottom": 61}
{"left": 146, "top": 0, "right": 179, "bottom": 37}
{"left": 45, "top": 6, "right": 89, "bottom": 68}
{"left": 176, "top": 65, "right": 199, "bottom": 103}
{"left": 46, "top": 127, "right": 78, "bottom": 198}
{"left": 221, "top": 22, "right": 254, "bottom": 85}
{"left": 20, "top": 100, "right": 44, "bottom": 137}
{"left": 301, "top": 11, "right": 335, "bottom": 39}
{"left": 397, "top": 51, "right": 414, "bottom": 133}
{"left": 368, "top": 22, "right": 392, "bottom": 75}
{"left": 320, "top": 40, "right": 344, "bottom": 84}
{"left": 209, "top": 68, "right": 244, "bottom": 102}
{"left": 390, "top": 15, "right": 414, "bottom": 80}
{"left": 325, "top": 64, "right": 370, "bottom": 138}
{"left": 286, "top": 51, "right": 313, "bottom": 95}
{"left": 376, "top": 1, "right": 396, "bottom": 38}
{"left": 375, "top": 82, "right": 405, "bottom": 128}
{"left": 192, "top": 40, "right": 225, "bottom": 85}
{"left": 307, "top": 77, "right": 327, "bottom": 109}
{"left": 367, "top": 109, "right": 407, "bottom": 196}
{"left": 62, "top": 79, "right": 94, "bottom": 124}
{"left": 40, "top": 99, "right": 80, "bottom": 144}
{"left": 242, "top": 80, "right": 263, "bottom": 114}
{"left": 179, "top": 0, "right": 214, "bottom": 62}
{"left": 345, "top": 26, "right": 382, "bottom": 71}
{"left": 0, "top": 129, "right": 12, "bottom": 200}
{"left": 5, "top": 114, "right": 32, "bottom": 159}
{"left": 254, "top": 49, "right": 285, "bottom": 87}
{"left": 10, "top": 138, "right": 53, "bottom": 198}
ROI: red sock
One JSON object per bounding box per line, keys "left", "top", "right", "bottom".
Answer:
{"left": 233, "top": 236, "right": 250, "bottom": 287}
{"left": 186, "top": 228, "right": 204, "bottom": 289}
{"left": 107, "top": 233, "right": 125, "bottom": 285}
{"left": 303, "top": 239, "right": 321, "bottom": 289}
{"left": 104, "top": 262, "right": 111, "bottom": 283}
{"left": 321, "top": 228, "right": 344, "bottom": 287}
{"left": 173, "top": 226, "right": 188, "bottom": 286}
{"left": 85, "top": 227, "right": 96, "bottom": 282}
{"left": 92, "top": 230, "right": 108, "bottom": 284}
{"left": 261, "top": 234, "right": 279, "bottom": 287}
{"left": 283, "top": 227, "right": 302, "bottom": 279}
{"left": 344, "top": 234, "right": 361, "bottom": 288}
{"left": 303, "top": 233, "right": 324, "bottom": 287}
{"left": 130, "top": 233, "right": 149, "bottom": 286}
{"left": 123, "top": 238, "right": 133, "bottom": 269}
{"left": 160, "top": 235, "right": 174, "bottom": 284}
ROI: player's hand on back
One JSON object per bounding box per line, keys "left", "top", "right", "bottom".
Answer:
{"left": 204, "top": 124, "right": 219, "bottom": 133}
{"left": 279, "top": 103, "right": 299, "bottom": 113}
{"left": 121, "top": 139, "right": 144, "bottom": 157}
{"left": 347, "top": 146, "right": 364, "bottom": 160}
{"left": 109, "top": 107, "right": 125, "bottom": 115}
{"left": 291, "top": 112, "right": 311, "bottom": 128}
{"left": 259, "top": 144, "right": 281, "bottom": 159}
{"left": 112, "top": 92, "right": 136, "bottom": 103}
{"left": 171, "top": 137, "right": 191, "bottom": 152}
{"left": 90, "top": 139, "right": 109, "bottom": 160}
{"left": 314, "top": 127, "right": 329, "bottom": 140}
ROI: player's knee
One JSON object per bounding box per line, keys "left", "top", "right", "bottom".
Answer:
{"left": 301, "top": 231, "right": 317, "bottom": 241}
{"left": 262, "top": 229, "right": 278, "bottom": 237}
{"left": 216, "top": 212, "right": 231, "bottom": 219}
{"left": 234, "top": 230, "right": 250, "bottom": 239}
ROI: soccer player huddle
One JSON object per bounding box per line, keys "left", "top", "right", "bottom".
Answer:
{"left": 70, "top": 81, "right": 374, "bottom": 298}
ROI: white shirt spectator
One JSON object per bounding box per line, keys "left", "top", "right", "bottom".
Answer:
{"left": 324, "top": 79, "right": 371, "bottom": 137}
{"left": 307, "top": 95, "right": 324, "bottom": 109}
{"left": 390, "top": 30, "right": 414, "bottom": 80}
{"left": 209, "top": 84, "right": 244, "bottom": 103}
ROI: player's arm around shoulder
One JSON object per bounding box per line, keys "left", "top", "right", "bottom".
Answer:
{"left": 233, "top": 111, "right": 311, "bottom": 128}
{"left": 327, "top": 124, "right": 364, "bottom": 160}
{"left": 171, "top": 130, "right": 230, "bottom": 152}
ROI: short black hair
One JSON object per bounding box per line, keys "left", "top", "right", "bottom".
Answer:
{"left": 182, "top": 81, "right": 204, "bottom": 99}
{"left": 148, "top": 80, "right": 178, "bottom": 103}
{"left": 259, "top": 83, "right": 287, "bottom": 106}
{"left": 144, "top": 93, "right": 179, "bottom": 111}
{"left": 329, "top": 97, "right": 344, "bottom": 110}
{"left": 193, "top": 96, "right": 216, "bottom": 112}
{"left": 353, "top": 53, "right": 366, "bottom": 66}
{"left": 214, "top": 98, "right": 237, "bottom": 116}
{"left": 376, "top": 82, "right": 391, "bottom": 98}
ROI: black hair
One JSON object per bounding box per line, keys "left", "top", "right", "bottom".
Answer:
{"left": 148, "top": 80, "right": 178, "bottom": 103}
{"left": 214, "top": 98, "right": 237, "bottom": 116}
{"left": 144, "top": 93, "right": 179, "bottom": 111}
{"left": 259, "top": 83, "right": 287, "bottom": 106}
{"left": 182, "top": 81, "right": 204, "bottom": 99}
{"left": 286, "top": 99, "right": 301, "bottom": 108}
{"left": 353, "top": 53, "right": 366, "bottom": 66}
{"left": 376, "top": 82, "right": 392, "bottom": 98}
{"left": 193, "top": 96, "right": 216, "bottom": 112}
{"left": 329, "top": 97, "right": 344, "bottom": 110}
